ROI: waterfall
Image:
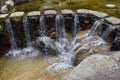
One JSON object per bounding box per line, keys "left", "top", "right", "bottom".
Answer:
{"left": 56, "top": 14, "right": 66, "bottom": 41}
{"left": 23, "top": 16, "right": 32, "bottom": 47}
{"left": 40, "top": 16, "right": 46, "bottom": 36}
{"left": 89, "top": 20, "right": 103, "bottom": 35}
{"left": 101, "top": 27, "right": 115, "bottom": 41}
{"left": 73, "top": 14, "right": 80, "bottom": 40}
{"left": 5, "top": 18, "right": 17, "bottom": 49}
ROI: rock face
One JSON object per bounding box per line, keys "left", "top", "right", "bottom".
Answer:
{"left": 68, "top": 52, "right": 120, "bottom": 80}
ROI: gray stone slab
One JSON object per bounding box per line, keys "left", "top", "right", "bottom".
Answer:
{"left": 61, "top": 9, "right": 74, "bottom": 15}
{"left": 44, "top": 10, "right": 57, "bottom": 15}
{"left": 105, "top": 17, "right": 120, "bottom": 25}
{"left": 0, "top": 14, "right": 8, "bottom": 19}
{"left": 27, "top": 11, "right": 40, "bottom": 16}
{"left": 10, "top": 12, "right": 25, "bottom": 17}
{"left": 77, "top": 9, "right": 108, "bottom": 18}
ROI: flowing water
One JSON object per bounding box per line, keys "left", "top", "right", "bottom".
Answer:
{"left": 5, "top": 18, "right": 17, "bottom": 49}
{"left": 1, "top": 15, "right": 112, "bottom": 80}
{"left": 23, "top": 16, "right": 32, "bottom": 47}
{"left": 101, "top": 27, "right": 115, "bottom": 41}
{"left": 89, "top": 19, "right": 103, "bottom": 35}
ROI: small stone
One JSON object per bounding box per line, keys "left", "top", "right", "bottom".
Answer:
{"left": 105, "top": 4, "right": 116, "bottom": 9}
{"left": 44, "top": 10, "right": 57, "bottom": 15}
{"left": 105, "top": 17, "right": 120, "bottom": 25}
{"left": 61, "top": 9, "right": 74, "bottom": 15}
{"left": 10, "top": 12, "right": 24, "bottom": 17}
{"left": 0, "top": 14, "right": 8, "bottom": 19}
{"left": 27, "top": 11, "right": 40, "bottom": 16}
{"left": 0, "top": 5, "right": 8, "bottom": 13}
{"left": 5, "top": 0, "right": 14, "bottom": 6}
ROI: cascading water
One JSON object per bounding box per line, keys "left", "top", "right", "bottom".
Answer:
{"left": 5, "top": 18, "right": 17, "bottom": 49}
{"left": 23, "top": 16, "right": 32, "bottom": 47}
{"left": 40, "top": 16, "right": 46, "bottom": 36}
{"left": 89, "top": 20, "right": 103, "bottom": 35}
{"left": 47, "top": 14, "right": 78, "bottom": 70}
{"left": 73, "top": 14, "right": 80, "bottom": 40}
{"left": 101, "top": 27, "right": 115, "bottom": 41}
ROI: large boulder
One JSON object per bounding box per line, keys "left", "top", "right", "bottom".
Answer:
{"left": 68, "top": 52, "right": 120, "bottom": 80}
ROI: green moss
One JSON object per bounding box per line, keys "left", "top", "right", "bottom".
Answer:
{"left": 15, "top": 0, "right": 120, "bottom": 17}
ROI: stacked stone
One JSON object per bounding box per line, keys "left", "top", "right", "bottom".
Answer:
{"left": 44, "top": 10, "right": 57, "bottom": 38}
{"left": 0, "top": 13, "right": 10, "bottom": 46}
{"left": 76, "top": 9, "right": 108, "bottom": 30}
{"left": 9, "top": 12, "right": 25, "bottom": 47}
{"left": 27, "top": 11, "right": 40, "bottom": 41}
{"left": 61, "top": 9, "right": 74, "bottom": 34}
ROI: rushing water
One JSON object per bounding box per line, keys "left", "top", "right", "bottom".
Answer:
{"left": 40, "top": 16, "right": 46, "bottom": 36}
{"left": 101, "top": 27, "right": 115, "bottom": 41}
{"left": 23, "top": 16, "right": 32, "bottom": 47}
{"left": 5, "top": 18, "right": 17, "bottom": 49}
{"left": 4, "top": 15, "right": 111, "bottom": 71}
{"left": 89, "top": 19, "right": 103, "bottom": 35}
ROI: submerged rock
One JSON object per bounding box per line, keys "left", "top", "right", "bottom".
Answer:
{"left": 35, "top": 36, "right": 58, "bottom": 55}
{"left": 68, "top": 52, "right": 120, "bottom": 80}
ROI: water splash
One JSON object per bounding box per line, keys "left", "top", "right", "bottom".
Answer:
{"left": 89, "top": 20, "right": 103, "bottom": 36}
{"left": 23, "top": 16, "right": 32, "bottom": 47}
{"left": 5, "top": 18, "right": 17, "bottom": 49}
{"left": 101, "top": 27, "right": 115, "bottom": 41}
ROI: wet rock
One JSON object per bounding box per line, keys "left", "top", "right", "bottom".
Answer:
{"left": 61, "top": 9, "right": 74, "bottom": 15}
{"left": 104, "top": 17, "right": 120, "bottom": 25}
{"left": 68, "top": 52, "right": 120, "bottom": 80}
{"left": 5, "top": 0, "right": 14, "bottom": 6}
{"left": 10, "top": 12, "right": 24, "bottom": 17}
{"left": 27, "top": 11, "right": 40, "bottom": 17}
{"left": 0, "top": 14, "right": 8, "bottom": 19}
{"left": 77, "top": 9, "right": 108, "bottom": 18}
{"left": 44, "top": 10, "right": 57, "bottom": 15}
{"left": 35, "top": 36, "right": 58, "bottom": 55}
{"left": 74, "top": 46, "right": 93, "bottom": 66}
{"left": 111, "top": 28, "right": 120, "bottom": 51}
{"left": 105, "top": 4, "right": 116, "bottom": 9}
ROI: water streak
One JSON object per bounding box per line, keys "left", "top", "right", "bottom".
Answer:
{"left": 23, "top": 16, "right": 32, "bottom": 47}
{"left": 5, "top": 18, "right": 17, "bottom": 49}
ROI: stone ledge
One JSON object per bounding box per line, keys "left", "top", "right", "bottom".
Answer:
{"left": 0, "top": 14, "right": 9, "bottom": 19}
{"left": 10, "top": 12, "right": 25, "bottom": 17}
{"left": 104, "top": 17, "right": 120, "bottom": 25}
{"left": 61, "top": 9, "right": 74, "bottom": 15}
{"left": 77, "top": 9, "right": 108, "bottom": 18}
{"left": 44, "top": 10, "right": 57, "bottom": 15}
{"left": 27, "top": 11, "right": 40, "bottom": 17}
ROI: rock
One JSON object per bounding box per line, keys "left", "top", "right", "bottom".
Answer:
{"left": 104, "top": 17, "right": 120, "bottom": 25}
{"left": 0, "top": 14, "right": 8, "bottom": 19}
{"left": 35, "top": 36, "right": 58, "bottom": 55}
{"left": 44, "top": 10, "right": 57, "bottom": 15}
{"left": 77, "top": 9, "right": 108, "bottom": 18}
{"left": 74, "top": 46, "right": 93, "bottom": 66}
{"left": 0, "top": 5, "right": 8, "bottom": 13}
{"left": 10, "top": 12, "right": 24, "bottom": 17}
{"left": 5, "top": 0, "right": 14, "bottom": 6}
{"left": 68, "top": 52, "right": 120, "bottom": 80}
{"left": 27, "top": 11, "right": 40, "bottom": 17}
{"left": 61, "top": 9, "right": 74, "bottom": 15}
{"left": 105, "top": 4, "right": 116, "bottom": 9}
